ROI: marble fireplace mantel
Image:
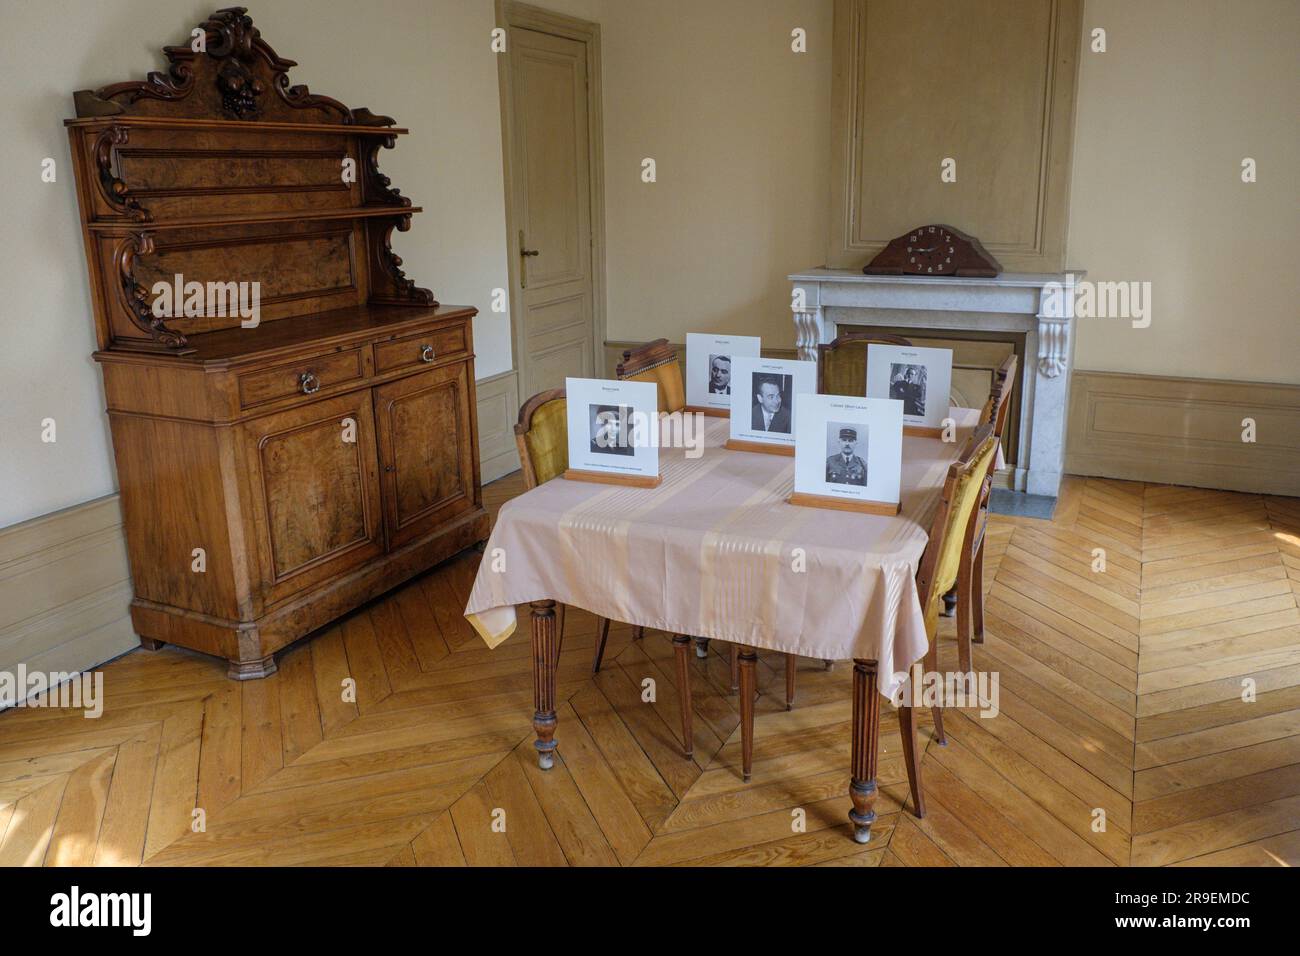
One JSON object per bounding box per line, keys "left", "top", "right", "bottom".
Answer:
{"left": 788, "top": 268, "right": 1084, "bottom": 497}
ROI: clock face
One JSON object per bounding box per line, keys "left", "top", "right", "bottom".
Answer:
{"left": 904, "top": 225, "right": 957, "bottom": 275}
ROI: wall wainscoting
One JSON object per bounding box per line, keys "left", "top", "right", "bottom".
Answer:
{"left": 0, "top": 375, "right": 523, "bottom": 701}
{"left": 0, "top": 495, "right": 136, "bottom": 696}
{"left": 475, "top": 369, "right": 522, "bottom": 483}
{"left": 1065, "top": 370, "right": 1300, "bottom": 496}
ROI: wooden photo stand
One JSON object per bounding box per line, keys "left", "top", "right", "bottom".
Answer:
{"left": 787, "top": 492, "right": 901, "bottom": 516}
{"left": 563, "top": 469, "right": 662, "bottom": 488}
{"left": 685, "top": 405, "right": 729, "bottom": 418}
{"left": 724, "top": 438, "right": 795, "bottom": 457}
{"left": 904, "top": 424, "right": 944, "bottom": 439}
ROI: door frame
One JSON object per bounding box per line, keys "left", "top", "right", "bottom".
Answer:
{"left": 495, "top": 0, "right": 609, "bottom": 395}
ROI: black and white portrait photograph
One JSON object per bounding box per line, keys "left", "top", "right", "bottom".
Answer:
{"left": 567, "top": 377, "right": 659, "bottom": 479}
{"left": 707, "top": 354, "right": 731, "bottom": 394}
{"left": 793, "top": 394, "right": 902, "bottom": 505}
{"left": 889, "top": 363, "right": 927, "bottom": 417}
{"left": 588, "top": 403, "right": 635, "bottom": 456}
{"left": 750, "top": 372, "right": 792, "bottom": 433}
{"left": 687, "top": 333, "right": 760, "bottom": 411}
{"left": 824, "top": 423, "right": 868, "bottom": 486}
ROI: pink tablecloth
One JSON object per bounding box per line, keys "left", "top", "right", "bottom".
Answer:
{"left": 465, "top": 409, "right": 979, "bottom": 698}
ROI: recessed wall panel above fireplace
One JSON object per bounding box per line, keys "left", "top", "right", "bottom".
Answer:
{"left": 827, "top": 0, "right": 1084, "bottom": 272}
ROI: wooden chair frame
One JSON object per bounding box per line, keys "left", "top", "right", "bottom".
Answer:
{"left": 816, "top": 331, "right": 913, "bottom": 395}
{"left": 616, "top": 338, "right": 678, "bottom": 379}
{"left": 961, "top": 354, "right": 1017, "bottom": 660}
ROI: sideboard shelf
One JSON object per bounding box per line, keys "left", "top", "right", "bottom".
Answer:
{"left": 87, "top": 205, "right": 423, "bottom": 233}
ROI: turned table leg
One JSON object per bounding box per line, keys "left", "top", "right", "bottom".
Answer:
{"left": 530, "top": 599, "right": 559, "bottom": 770}
{"left": 848, "top": 658, "right": 881, "bottom": 844}
{"left": 738, "top": 645, "right": 757, "bottom": 781}
{"left": 694, "top": 636, "right": 710, "bottom": 659}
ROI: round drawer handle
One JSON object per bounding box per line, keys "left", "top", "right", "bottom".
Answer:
{"left": 299, "top": 371, "right": 321, "bottom": 395}
{"left": 420, "top": 344, "right": 436, "bottom": 363}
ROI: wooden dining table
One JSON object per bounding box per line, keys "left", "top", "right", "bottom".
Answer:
{"left": 465, "top": 408, "right": 978, "bottom": 843}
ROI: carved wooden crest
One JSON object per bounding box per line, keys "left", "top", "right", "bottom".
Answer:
{"left": 73, "top": 7, "right": 393, "bottom": 126}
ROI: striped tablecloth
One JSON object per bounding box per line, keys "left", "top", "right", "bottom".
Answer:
{"left": 465, "top": 408, "right": 979, "bottom": 697}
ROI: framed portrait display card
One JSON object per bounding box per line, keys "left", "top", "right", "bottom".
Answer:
{"left": 865, "top": 344, "right": 954, "bottom": 436}
{"left": 563, "top": 378, "right": 661, "bottom": 487}
{"left": 685, "top": 332, "right": 761, "bottom": 416}
{"left": 788, "top": 394, "right": 904, "bottom": 515}
{"left": 726, "top": 357, "right": 816, "bottom": 455}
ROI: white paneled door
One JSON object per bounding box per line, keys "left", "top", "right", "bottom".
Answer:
{"left": 508, "top": 26, "right": 597, "bottom": 399}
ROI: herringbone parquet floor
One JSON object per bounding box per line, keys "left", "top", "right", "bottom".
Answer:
{"left": 2, "top": 475, "right": 1298, "bottom": 866}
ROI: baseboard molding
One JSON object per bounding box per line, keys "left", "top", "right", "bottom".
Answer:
{"left": 0, "top": 495, "right": 136, "bottom": 703}
{"left": 476, "top": 369, "right": 521, "bottom": 483}
{"left": 1065, "top": 370, "right": 1300, "bottom": 496}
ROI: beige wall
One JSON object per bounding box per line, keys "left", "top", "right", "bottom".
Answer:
{"left": 0, "top": 0, "right": 514, "bottom": 528}
{"left": 592, "top": 0, "right": 833, "bottom": 347}
{"left": 1067, "top": 0, "right": 1300, "bottom": 384}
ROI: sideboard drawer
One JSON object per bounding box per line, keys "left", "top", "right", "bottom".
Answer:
{"left": 238, "top": 348, "right": 366, "bottom": 409}
{"left": 373, "top": 325, "right": 468, "bottom": 374}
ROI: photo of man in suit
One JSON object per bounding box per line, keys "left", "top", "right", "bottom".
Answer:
{"left": 889, "top": 363, "right": 927, "bottom": 417}
{"left": 589, "top": 404, "right": 634, "bottom": 456}
{"left": 825, "top": 425, "right": 868, "bottom": 486}
{"left": 750, "top": 374, "right": 792, "bottom": 433}
{"left": 707, "top": 354, "right": 731, "bottom": 394}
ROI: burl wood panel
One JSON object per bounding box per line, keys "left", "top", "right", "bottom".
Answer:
{"left": 243, "top": 393, "right": 384, "bottom": 605}
{"left": 374, "top": 363, "right": 475, "bottom": 549}
{"left": 109, "top": 127, "right": 360, "bottom": 220}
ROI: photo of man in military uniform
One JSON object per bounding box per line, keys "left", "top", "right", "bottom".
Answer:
{"left": 825, "top": 425, "right": 867, "bottom": 486}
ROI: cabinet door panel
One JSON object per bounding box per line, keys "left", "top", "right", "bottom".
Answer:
{"left": 374, "top": 363, "right": 477, "bottom": 549}
{"left": 243, "top": 392, "right": 384, "bottom": 606}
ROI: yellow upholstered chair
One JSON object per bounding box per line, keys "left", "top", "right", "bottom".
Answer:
{"left": 617, "top": 338, "right": 686, "bottom": 413}
{"left": 817, "top": 332, "right": 913, "bottom": 396}
{"left": 956, "top": 353, "right": 1018, "bottom": 662}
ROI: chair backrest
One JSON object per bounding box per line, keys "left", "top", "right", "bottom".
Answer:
{"left": 617, "top": 338, "right": 685, "bottom": 413}
{"left": 817, "top": 332, "right": 913, "bottom": 395}
{"left": 514, "top": 388, "right": 568, "bottom": 489}
{"left": 980, "top": 354, "right": 1018, "bottom": 441}
{"left": 913, "top": 423, "right": 998, "bottom": 635}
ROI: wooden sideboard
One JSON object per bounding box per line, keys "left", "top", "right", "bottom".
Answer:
{"left": 65, "top": 8, "right": 489, "bottom": 678}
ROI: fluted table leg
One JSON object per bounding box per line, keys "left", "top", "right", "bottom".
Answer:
{"left": 530, "top": 599, "right": 558, "bottom": 770}
{"left": 848, "top": 659, "right": 880, "bottom": 843}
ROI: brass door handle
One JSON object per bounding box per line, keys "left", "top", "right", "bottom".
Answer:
{"left": 300, "top": 371, "right": 321, "bottom": 395}
{"left": 520, "top": 248, "right": 540, "bottom": 257}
